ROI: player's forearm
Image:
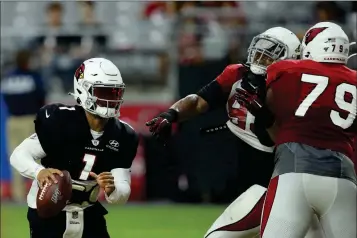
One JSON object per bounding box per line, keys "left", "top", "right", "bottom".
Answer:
{"left": 10, "top": 135, "right": 46, "bottom": 180}
{"left": 105, "top": 168, "right": 131, "bottom": 204}
{"left": 170, "top": 94, "right": 209, "bottom": 122}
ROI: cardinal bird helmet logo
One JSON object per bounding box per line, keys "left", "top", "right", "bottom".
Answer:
{"left": 74, "top": 63, "right": 85, "bottom": 81}
{"left": 304, "top": 27, "right": 328, "bottom": 45}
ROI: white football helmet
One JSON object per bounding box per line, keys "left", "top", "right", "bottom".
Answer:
{"left": 247, "top": 27, "right": 301, "bottom": 75}
{"left": 70, "top": 58, "right": 125, "bottom": 118}
{"left": 301, "top": 22, "right": 350, "bottom": 64}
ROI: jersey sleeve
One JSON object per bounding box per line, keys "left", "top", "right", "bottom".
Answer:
{"left": 115, "top": 122, "right": 139, "bottom": 169}
{"left": 34, "top": 104, "right": 64, "bottom": 155}
{"left": 196, "top": 64, "right": 247, "bottom": 110}
{"left": 216, "top": 64, "right": 247, "bottom": 92}
{"left": 123, "top": 132, "right": 139, "bottom": 169}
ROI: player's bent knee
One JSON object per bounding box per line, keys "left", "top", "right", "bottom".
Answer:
{"left": 206, "top": 229, "right": 260, "bottom": 238}
{"left": 204, "top": 185, "right": 266, "bottom": 238}
{"left": 227, "top": 185, "right": 266, "bottom": 222}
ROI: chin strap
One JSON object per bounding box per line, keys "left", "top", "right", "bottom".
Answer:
{"left": 348, "top": 42, "right": 356, "bottom": 60}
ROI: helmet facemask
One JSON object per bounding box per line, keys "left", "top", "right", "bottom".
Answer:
{"left": 82, "top": 81, "right": 125, "bottom": 118}
{"left": 71, "top": 59, "right": 126, "bottom": 118}
{"left": 247, "top": 35, "right": 288, "bottom": 75}
{"left": 348, "top": 42, "right": 356, "bottom": 61}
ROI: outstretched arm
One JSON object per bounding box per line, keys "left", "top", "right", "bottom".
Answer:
{"left": 169, "top": 94, "right": 209, "bottom": 122}
{"left": 146, "top": 64, "right": 240, "bottom": 142}
{"left": 146, "top": 80, "right": 229, "bottom": 143}
{"left": 170, "top": 77, "right": 229, "bottom": 122}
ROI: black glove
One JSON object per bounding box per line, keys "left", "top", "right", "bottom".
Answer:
{"left": 145, "top": 109, "right": 178, "bottom": 145}
{"left": 235, "top": 88, "right": 263, "bottom": 117}
{"left": 240, "top": 66, "right": 267, "bottom": 101}
{"left": 235, "top": 88, "right": 275, "bottom": 129}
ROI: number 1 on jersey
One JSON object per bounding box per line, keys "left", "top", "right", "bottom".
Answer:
{"left": 79, "top": 154, "right": 96, "bottom": 180}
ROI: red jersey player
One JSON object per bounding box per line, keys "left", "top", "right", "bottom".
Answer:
{"left": 146, "top": 28, "right": 322, "bottom": 238}
{"left": 239, "top": 22, "right": 357, "bottom": 238}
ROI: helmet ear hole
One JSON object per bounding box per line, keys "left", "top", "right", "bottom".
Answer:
{"left": 76, "top": 89, "right": 82, "bottom": 94}
{"left": 76, "top": 98, "right": 81, "bottom": 104}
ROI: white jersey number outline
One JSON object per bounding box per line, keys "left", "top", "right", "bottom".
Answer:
{"left": 231, "top": 100, "right": 255, "bottom": 132}
{"left": 295, "top": 74, "right": 357, "bottom": 129}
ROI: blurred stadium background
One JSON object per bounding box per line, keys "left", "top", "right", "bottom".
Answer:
{"left": 1, "top": 1, "right": 356, "bottom": 237}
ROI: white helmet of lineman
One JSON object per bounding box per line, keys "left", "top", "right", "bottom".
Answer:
{"left": 247, "top": 27, "right": 301, "bottom": 75}
{"left": 70, "top": 58, "right": 125, "bottom": 118}
{"left": 301, "top": 22, "right": 350, "bottom": 64}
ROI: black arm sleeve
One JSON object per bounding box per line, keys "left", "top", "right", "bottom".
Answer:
{"left": 253, "top": 106, "right": 275, "bottom": 147}
{"left": 196, "top": 80, "right": 230, "bottom": 110}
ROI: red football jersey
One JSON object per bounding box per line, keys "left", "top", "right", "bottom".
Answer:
{"left": 216, "top": 64, "right": 274, "bottom": 152}
{"left": 266, "top": 59, "right": 357, "bottom": 159}
{"left": 216, "top": 64, "right": 251, "bottom": 130}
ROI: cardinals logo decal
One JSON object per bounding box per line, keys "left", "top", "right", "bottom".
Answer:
{"left": 304, "top": 27, "right": 328, "bottom": 45}
{"left": 75, "top": 63, "right": 85, "bottom": 81}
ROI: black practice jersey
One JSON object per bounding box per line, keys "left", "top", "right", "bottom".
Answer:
{"left": 34, "top": 103, "right": 139, "bottom": 183}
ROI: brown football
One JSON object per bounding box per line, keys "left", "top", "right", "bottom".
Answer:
{"left": 36, "top": 170, "right": 72, "bottom": 218}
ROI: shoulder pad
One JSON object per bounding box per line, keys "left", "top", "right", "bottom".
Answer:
{"left": 35, "top": 103, "right": 73, "bottom": 155}
{"left": 227, "top": 64, "right": 249, "bottom": 76}
{"left": 216, "top": 64, "right": 248, "bottom": 90}
{"left": 36, "top": 103, "right": 62, "bottom": 122}
{"left": 268, "top": 60, "right": 299, "bottom": 72}
{"left": 266, "top": 60, "right": 300, "bottom": 87}
{"left": 36, "top": 103, "right": 77, "bottom": 123}
{"left": 117, "top": 119, "right": 138, "bottom": 137}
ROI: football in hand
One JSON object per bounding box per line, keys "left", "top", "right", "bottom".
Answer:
{"left": 36, "top": 170, "right": 72, "bottom": 218}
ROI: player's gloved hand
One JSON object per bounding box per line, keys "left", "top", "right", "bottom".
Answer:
{"left": 240, "top": 67, "right": 266, "bottom": 95}
{"left": 89, "top": 172, "right": 115, "bottom": 194}
{"left": 37, "top": 168, "right": 64, "bottom": 189}
{"left": 235, "top": 88, "right": 263, "bottom": 117}
{"left": 145, "top": 109, "right": 178, "bottom": 144}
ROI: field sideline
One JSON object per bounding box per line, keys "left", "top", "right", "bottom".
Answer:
{"left": 1, "top": 203, "right": 224, "bottom": 238}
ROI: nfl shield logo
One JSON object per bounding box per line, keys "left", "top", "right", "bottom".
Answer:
{"left": 92, "top": 139, "right": 99, "bottom": 146}
{"left": 72, "top": 211, "right": 78, "bottom": 219}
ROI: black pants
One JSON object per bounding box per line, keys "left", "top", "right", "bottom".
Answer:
{"left": 207, "top": 129, "right": 275, "bottom": 203}
{"left": 236, "top": 138, "right": 274, "bottom": 194}
{"left": 28, "top": 203, "right": 110, "bottom": 238}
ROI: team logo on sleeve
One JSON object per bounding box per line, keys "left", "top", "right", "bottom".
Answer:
{"left": 74, "top": 63, "right": 85, "bottom": 81}
{"left": 304, "top": 27, "right": 328, "bottom": 45}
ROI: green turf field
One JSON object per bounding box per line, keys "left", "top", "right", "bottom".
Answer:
{"left": 1, "top": 203, "right": 224, "bottom": 238}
